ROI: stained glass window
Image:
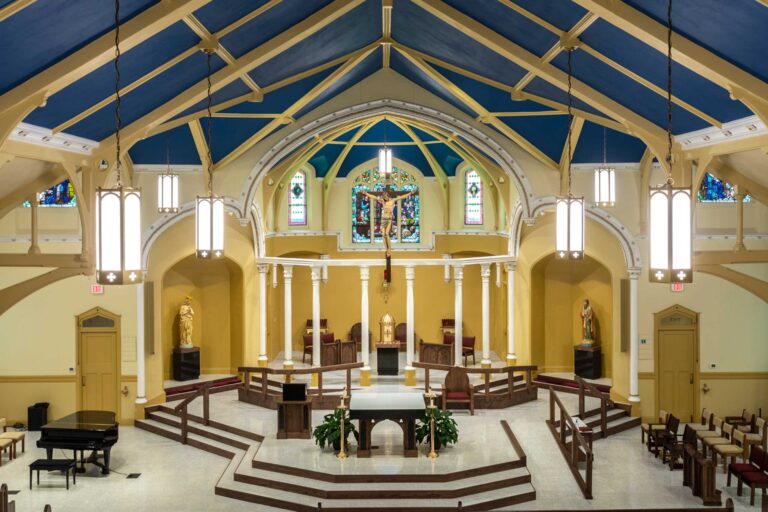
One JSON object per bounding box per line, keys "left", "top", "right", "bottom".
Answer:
{"left": 697, "top": 172, "right": 750, "bottom": 203}
{"left": 465, "top": 169, "right": 483, "bottom": 225}
{"left": 21, "top": 179, "right": 77, "bottom": 208}
{"left": 352, "top": 167, "right": 420, "bottom": 245}
{"left": 288, "top": 171, "right": 307, "bottom": 225}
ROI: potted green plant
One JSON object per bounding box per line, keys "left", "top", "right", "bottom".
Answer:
{"left": 416, "top": 408, "right": 459, "bottom": 450}
{"left": 313, "top": 409, "right": 359, "bottom": 451}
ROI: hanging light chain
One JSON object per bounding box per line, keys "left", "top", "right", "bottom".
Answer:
{"left": 113, "top": 0, "right": 122, "bottom": 186}
{"left": 165, "top": 131, "right": 171, "bottom": 172}
{"left": 205, "top": 49, "right": 214, "bottom": 195}
{"left": 566, "top": 48, "right": 574, "bottom": 197}
{"left": 665, "top": 0, "right": 674, "bottom": 184}
{"left": 602, "top": 126, "right": 607, "bottom": 166}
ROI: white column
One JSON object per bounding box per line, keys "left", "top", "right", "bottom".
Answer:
{"left": 257, "top": 264, "right": 269, "bottom": 366}
{"left": 734, "top": 190, "right": 746, "bottom": 251}
{"left": 311, "top": 266, "right": 321, "bottom": 367}
{"left": 442, "top": 254, "right": 452, "bottom": 283}
{"left": 28, "top": 198, "right": 41, "bottom": 255}
{"left": 272, "top": 264, "right": 278, "bottom": 288}
{"left": 629, "top": 267, "right": 641, "bottom": 402}
{"left": 453, "top": 266, "right": 463, "bottom": 365}
{"left": 506, "top": 261, "right": 517, "bottom": 363}
{"left": 360, "top": 266, "right": 370, "bottom": 367}
{"left": 480, "top": 264, "right": 491, "bottom": 367}
{"left": 283, "top": 265, "right": 294, "bottom": 367}
{"left": 135, "top": 281, "right": 147, "bottom": 404}
{"left": 405, "top": 266, "right": 415, "bottom": 367}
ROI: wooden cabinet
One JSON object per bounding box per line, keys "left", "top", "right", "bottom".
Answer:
{"left": 276, "top": 400, "right": 312, "bottom": 439}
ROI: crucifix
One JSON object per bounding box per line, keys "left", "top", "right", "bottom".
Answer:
{"left": 362, "top": 186, "right": 416, "bottom": 259}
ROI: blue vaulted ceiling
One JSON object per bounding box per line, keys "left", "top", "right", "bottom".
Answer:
{"left": 1, "top": 0, "right": 766, "bottom": 173}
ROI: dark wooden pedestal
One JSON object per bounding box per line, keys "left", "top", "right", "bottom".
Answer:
{"left": 173, "top": 347, "right": 200, "bottom": 381}
{"left": 276, "top": 400, "right": 312, "bottom": 439}
{"left": 376, "top": 344, "right": 399, "bottom": 375}
{"left": 574, "top": 345, "right": 601, "bottom": 380}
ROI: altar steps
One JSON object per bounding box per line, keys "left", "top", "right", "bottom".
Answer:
{"left": 551, "top": 404, "right": 641, "bottom": 440}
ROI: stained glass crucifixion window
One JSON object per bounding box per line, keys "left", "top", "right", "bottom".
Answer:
{"left": 352, "top": 167, "right": 420, "bottom": 245}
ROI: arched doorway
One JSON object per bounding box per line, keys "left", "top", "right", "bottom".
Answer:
{"left": 161, "top": 255, "right": 245, "bottom": 380}
{"left": 76, "top": 307, "right": 121, "bottom": 414}
{"left": 654, "top": 305, "right": 699, "bottom": 423}
{"left": 530, "top": 254, "right": 613, "bottom": 378}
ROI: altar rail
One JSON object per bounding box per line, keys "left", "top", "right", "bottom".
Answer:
{"left": 412, "top": 362, "right": 538, "bottom": 409}
{"left": 546, "top": 387, "right": 594, "bottom": 499}
{"left": 238, "top": 362, "right": 364, "bottom": 410}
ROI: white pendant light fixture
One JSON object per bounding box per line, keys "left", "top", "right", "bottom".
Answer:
{"left": 196, "top": 49, "right": 224, "bottom": 260}
{"left": 157, "top": 134, "right": 179, "bottom": 213}
{"left": 649, "top": 0, "right": 692, "bottom": 284}
{"left": 96, "top": 0, "right": 142, "bottom": 285}
{"left": 378, "top": 147, "right": 392, "bottom": 181}
{"left": 555, "top": 48, "right": 584, "bottom": 261}
{"left": 594, "top": 127, "right": 615, "bottom": 207}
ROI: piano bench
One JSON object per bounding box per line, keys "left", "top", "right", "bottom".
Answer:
{"left": 29, "top": 459, "right": 76, "bottom": 490}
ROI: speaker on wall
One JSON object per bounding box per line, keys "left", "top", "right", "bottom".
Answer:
{"left": 620, "top": 279, "right": 629, "bottom": 353}
{"left": 145, "top": 281, "right": 155, "bottom": 355}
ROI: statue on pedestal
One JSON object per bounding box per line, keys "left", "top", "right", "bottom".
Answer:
{"left": 579, "top": 299, "right": 595, "bottom": 346}
{"left": 179, "top": 296, "right": 195, "bottom": 348}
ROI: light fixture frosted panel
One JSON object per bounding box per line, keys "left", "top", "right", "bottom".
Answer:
{"left": 594, "top": 168, "right": 615, "bottom": 207}
{"left": 671, "top": 189, "right": 691, "bottom": 272}
{"left": 123, "top": 191, "right": 142, "bottom": 271}
{"left": 569, "top": 199, "right": 584, "bottom": 257}
{"left": 196, "top": 195, "right": 224, "bottom": 259}
{"left": 96, "top": 187, "right": 143, "bottom": 284}
{"left": 649, "top": 189, "right": 669, "bottom": 274}
{"left": 555, "top": 196, "right": 584, "bottom": 260}
{"left": 378, "top": 147, "right": 392, "bottom": 179}
{"left": 649, "top": 185, "right": 691, "bottom": 283}
{"left": 555, "top": 199, "right": 568, "bottom": 259}
{"left": 157, "top": 174, "right": 178, "bottom": 213}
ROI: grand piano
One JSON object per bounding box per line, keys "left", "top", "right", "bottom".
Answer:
{"left": 37, "top": 410, "right": 119, "bottom": 475}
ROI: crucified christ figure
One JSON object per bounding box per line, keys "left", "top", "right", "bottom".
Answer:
{"left": 362, "top": 188, "right": 415, "bottom": 257}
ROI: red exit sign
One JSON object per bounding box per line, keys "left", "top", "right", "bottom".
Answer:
{"left": 90, "top": 284, "right": 104, "bottom": 295}
{"left": 670, "top": 283, "right": 684, "bottom": 292}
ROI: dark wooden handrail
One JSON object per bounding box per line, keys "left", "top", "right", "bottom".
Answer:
{"left": 0, "top": 484, "right": 11, "bottom": 512}
{"left": 239, "top": 362, "right": 364, "bottom": 402}
{"left": 548, "top": 386, "right": 593, "bottom": 499}
{"left": 412, "top": 362, "right": 536, "bottom": 400}
{"left": 574, "top": 375, "right": 616, "bottom": 436}
{"left": 173, "top": 381, "right": 212, "bottom": 444}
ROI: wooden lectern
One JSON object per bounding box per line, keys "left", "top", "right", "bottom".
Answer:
{"left": 276, "top": 400, "right": 312, "bottom": 439}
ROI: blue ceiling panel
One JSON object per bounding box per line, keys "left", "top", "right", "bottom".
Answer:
{"left": 192, "top": 0, "right": 276, "bottom": 34}
{"left": 392, "top": 0, "right": 528, "bottom": 87}
{"left": 581, "top": 20, "right": 751, "bottom": 123}
{"left": 333, "top": 127, "right": 362, "bottom": 143}
{"left": 199, "top": 117, "right": 271, "bottom": 164}
{"left": 358, "top": 120, "right": 411, "bottom": 143}
{"left": 337, "top": 145, "right": 379, "bottom": 177}
{"left": 426, "top": 143, "right": 462, "bottom": 176}
{"left": 390, "top": 51, "right": 475, "bottom": 118}
{"left": 442, "top": 0, "right": 558, "bottom": 57}
{"left": 25, "top": 22, "right": 200, "bottom": 130}
{"left": 509, "top": 0, "right": 588, "bottom": 32}
{"left": 295, "top": 48, "right": 381, "bottom": 119}
{"left": 336, "top": 144, "right": 432, "bottom": 178}
{"left": 431, "top": 64, "right": 557, "bottom": 114}
{"left": 624, "top": 0, "right": 768, "bottom": 82}
{"left": 0, "top": 0, "right": 157, "bottom": 94}
{"left": 219, "top": 0, "right": 332, "bottom": 59}
{"left": 225, "top": 65, "right": 339, "bottom": 115}
{"left": 550, "top": 51, "right": 708, "bottom": 133}
{"left": 522, "top": 77, "right": 602, "bottom": 117}
{"left": 128, "top": 124, "right": 201, "bottom": 165}
{"left": 572, "top": 122, "right": 646, "bottom": 164}
{"left": 308, "top": 144, "right": 344, "bottom": 177}
{"left": 68, "top": 51, "right": 227, "bottom": 141}
{"left": 248, "top": 1, "right": 379, "bottom": 89}
{"left": 500, "top": 115, "right": 571, "bottom": 163}
{"left": 410, "top": 126, "right": 438, "bottom": 142}
{"left": 172, "top": 79, "right": 253, "bottom": 121}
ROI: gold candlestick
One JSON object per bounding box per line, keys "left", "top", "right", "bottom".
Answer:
{"left": 425, "top": 390, "right": 438, "bottom": 459}
{"left": 337, "top": 389, "right": 349, "bottom": 459}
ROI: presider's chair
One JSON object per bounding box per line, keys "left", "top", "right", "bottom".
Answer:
{"left": 441, "top": 367, "right": 475, "bottom": 415}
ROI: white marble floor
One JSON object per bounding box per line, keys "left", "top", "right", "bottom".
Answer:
{"left": 0, "top": 388, "right": 762, "bottom": 511}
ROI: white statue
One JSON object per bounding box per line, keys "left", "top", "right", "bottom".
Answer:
{"left": 179, "top": 296, "right": 195, "bottom": 348}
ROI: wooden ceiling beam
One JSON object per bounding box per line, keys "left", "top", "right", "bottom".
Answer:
{"left": 188, "top": 120, "right": 211, "bottom": 172}
{"left": 0, "top": 267, "right": 87, "bottom": 317}
{"left": 411, "top": 0, "right": 670, "bottom": 168}
{"left": 694, "top": 264, "right": 768, "bottom": 303}
{"left": 99, "top": 0, "right": 365, "bottom": 163}
{"left": 572, "top": 0, "right": 768, "bottom": 125}
{"left": 393, "top": 45, "right": 559, "bottom": 169}
{"left": 708, "top": 157, "right": 768, "bottom": 204}
{"left": 0, "top": 0, "right": 212, "bottom": 117}
{"left": 559, "top": 116, "right": 585, "bottom": 194}
{"left": 0, "top": 0, "right": 35, "bottom": 22}
{"left": 382, "top": 0, "right": 393, "bottom": 67}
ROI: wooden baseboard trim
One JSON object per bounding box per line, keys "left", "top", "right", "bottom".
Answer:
{"left": 0, "top": 375, "right": 77, "bottom": 383}
{"left": 637, "top": 372, "right": 768, "bottom": 380}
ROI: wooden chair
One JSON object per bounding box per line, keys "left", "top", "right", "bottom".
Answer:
{"left": 0, "top": 431, "right": 25, "bottom": 456}
{"left": 739, "top": 446, "right": 768, "bottom": 506}
{"left": 442, "top": 334, "right": 476, "bottom": 366}
{"left": 641, "top": 409, "right": 669, "bottom": 444}
{"left": 702, "top": 421, "right": 736, "bottom": 457}
{"left": 649, "top": 413, "right": 678, "bottom": 457}
{"left": 0, "top": 438, "right": 13, "bottom": 466}
{"left": 726, "top": 409, "right": 755, "bottom": 433}
{"left": 687, "top": 408, "right": 714, "bottom": 432}
{"left": 349, "top": 323, "right": 370, "bottom": 350}
{"left": 441, "top": 367, "right": 475, "bottom": 415}
{"left": 712, "top": 428, "right": 747, "bottom": 474}
{"left": 696, "top": 415, "right": 725, "bottom": 453}
{"left": 394, "top": 323, "right": 415, "bottom": 345}
{"left": 663, "top": 423, "right": 696, "bottom": 470}
{"left": 302, "top": 332, "right": 335, "bottom": 363}
{"left": 728, "top": 441, "right": 765, "bottom": 487}
{"left": 744, "top": 417, "right": 766, "bottom": 453}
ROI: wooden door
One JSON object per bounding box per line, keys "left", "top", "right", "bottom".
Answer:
{"left": 658, "top": 329, "right": 695, "bottom": 422}
{"left": 80, "top": 332, "right": 118, "bottom": 412}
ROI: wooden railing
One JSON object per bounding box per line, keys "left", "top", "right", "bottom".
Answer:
{"left": 0, "top": 484, "right": 13, "bottom": 512}
{"left": 173, "top": 381, "right": 211, "bottom": 445}
{"left": 239, "top": 362, "right": 364, "bottom": 408}
{"left": 547, "top": 387, "right": 594, "bottom": 499}
{"left": 574, "top": 375, "right": 619, "bottom": 437}
{"left": 413, "top": 362, "right": 535, "bottom": 393}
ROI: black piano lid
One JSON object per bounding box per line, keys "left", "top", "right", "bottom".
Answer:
{"left": 42, "top": 410, "right": 118, "bottom": 431}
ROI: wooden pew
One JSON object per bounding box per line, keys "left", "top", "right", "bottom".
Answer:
{"left": 683, "top": 431, "right": 722, "bottom": 506}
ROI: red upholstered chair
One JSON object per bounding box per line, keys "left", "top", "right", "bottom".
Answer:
{"left": 441, "top": 367, "right": 474, "bottom": 415}
{"left": 395, "top": 323, "right": 407, "bottom": 344}
{"left": 462, "top": 336, "right": 476, "bottom": 366}
{"left": 734, "top": 446, "right": 768, "bottom": 505}
{"left": 728, "top": 444, "right": 765, "bottom": 487}
{"left": 303, "top": 333, "right": 336, "bottom": 364}
{"left": 320, "top": 332, "right": 335, "bottom": 345}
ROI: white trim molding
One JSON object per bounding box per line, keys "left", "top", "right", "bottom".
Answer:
{"left": 133, "top": 164, "right": 202, "bottom": 173}
{"left": 676, "top": 115, "right": 766, "bottom": 150}
{"left": 10, "top": 122, "right": 99, "bottom": 155}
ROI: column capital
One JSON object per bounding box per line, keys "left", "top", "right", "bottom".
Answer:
{"left": 360, "top": 266, "right": 370, "bottom": 281}
{"left": 480, "top": 264, "right": 491, "bottom": 279}
{"left": 311, "top": 265, "right": 322, "bottom": 282}
{"left": 628, "top": 266, "right": 642, "bottom": 280}
{"left": 257, "top": 264, "right": 270, "bottom": 273}
{"left": 453, "top": 265, "right": 464, "bottom": 280}
{"left": 505, "top": 260, "right": 517, "bottom": 272}
{"left": 405, "top": 265, "right": 415, "bottom": 280}
{"left": 282, "top": 265, "right": 293, "bottom": 279}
